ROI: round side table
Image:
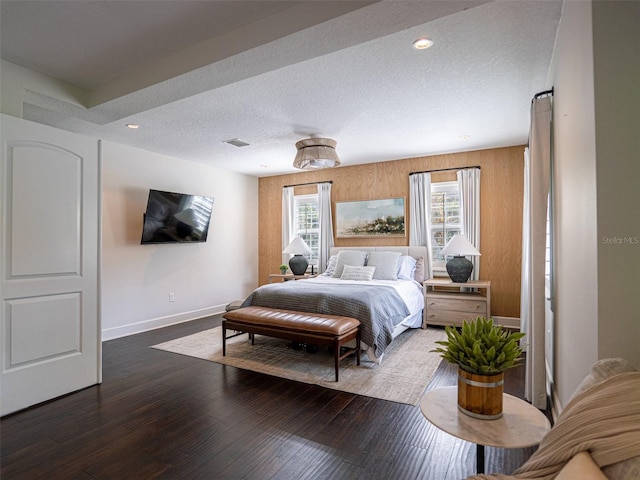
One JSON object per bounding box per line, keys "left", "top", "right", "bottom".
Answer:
{"left": 420, "top": 386, "right": 550, "bottom": 474}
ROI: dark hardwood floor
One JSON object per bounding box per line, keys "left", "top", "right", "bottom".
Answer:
{"left": 1, "top": 315, "right": 538, "bottom": 480}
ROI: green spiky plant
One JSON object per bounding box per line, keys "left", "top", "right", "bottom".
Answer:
{"left": 431, "top": 317, "right": 525, "bottom": 375}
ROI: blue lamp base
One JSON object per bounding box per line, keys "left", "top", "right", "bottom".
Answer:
{"left": 446, "top": 256, "right": 473, "bottom": 283}
{"left": 288, "top": 255, "right": 308, "bottom": 275}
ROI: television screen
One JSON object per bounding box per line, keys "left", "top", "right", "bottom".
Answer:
{"left": 140, "top": 189, "right": 214, "bottom": 244}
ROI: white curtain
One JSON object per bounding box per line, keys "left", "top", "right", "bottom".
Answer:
{"left": 317, "top": 182, "right": 334, "bottom": 273}
{"left": 521, "top": 96, "right": 552, "bottom": 410}
{"left": 281, "top": 186, "right": 294, "bottom": 265}
{"left": 409, "top": 172, "right": 434, "bottom": 279}
{"left": 457, "top": 168, "right": 481, "bottom": 280}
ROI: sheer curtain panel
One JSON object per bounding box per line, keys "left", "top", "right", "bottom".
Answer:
{"left": 457, "top": 168, "right": 481, "bottom": 280}
{"left": 521, "top": 96, "right": 552, "bottom": 410}
{"left": 281, "top": 187, "right": 294, "bottom": 265}
{"left": 409, "top": 172, "right": 434, "bottom": 279}
{"left": 317, "top": 182, "right": 334, "bottom": 273}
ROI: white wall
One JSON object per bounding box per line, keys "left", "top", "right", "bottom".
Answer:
{"left": 548, "top": 0, "right": 639, "bottom": 408}
{"left": 547, "top": 0, "right": 599, "bottom": 409}
{"left": 591, "top": 0, "right": 640, "bottom": 364}
{"left": 101, "top": 141, "right": 258, "bottom": 340}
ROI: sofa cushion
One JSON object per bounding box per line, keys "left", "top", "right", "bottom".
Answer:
{"left": 568, "top": 359, "right": 640, "bottom": 480}
{"left": 603, "top": 456, "right": 640, "bottom": 480}
{"left": 571, "top": 357, "right": 638, "bottom": 401}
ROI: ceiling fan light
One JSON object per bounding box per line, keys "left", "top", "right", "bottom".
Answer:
{"left": 293, "top": 137, "right": 341, "bottom": 169}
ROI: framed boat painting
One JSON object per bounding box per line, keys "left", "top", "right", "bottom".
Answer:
{"left": 335, "top": 197, "right": 405, "bottom": 238}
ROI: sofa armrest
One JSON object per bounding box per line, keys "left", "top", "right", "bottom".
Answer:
{"left": 555, "top": 451, "right": 608, "bottom": 480}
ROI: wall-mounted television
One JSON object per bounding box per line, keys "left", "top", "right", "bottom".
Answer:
{"left": 140, "top": 189, "right": 214, "bottom": 244}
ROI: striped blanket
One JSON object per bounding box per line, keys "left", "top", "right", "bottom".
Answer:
{"left": 241, "top": 280, "right": 410, "bottom": 357}
{"left": 466, "top": 371, "right": 640, "bottom": 480}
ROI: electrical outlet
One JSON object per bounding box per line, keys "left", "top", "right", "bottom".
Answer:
{"left": 169, "top": 292, "right": 175, "bottom": 302}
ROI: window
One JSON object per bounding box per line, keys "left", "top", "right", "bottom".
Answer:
{"left": 293, "top": 194, "right": 319, "bottom": 268}
{"left": 430, "top": 181, "right": 461, "bottom": 268}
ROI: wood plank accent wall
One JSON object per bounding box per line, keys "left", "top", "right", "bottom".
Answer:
{"left": 258, "top": 146, "right": 524, "bottom": 318}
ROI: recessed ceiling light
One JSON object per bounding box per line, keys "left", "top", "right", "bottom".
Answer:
{"left": 125, "top": 123, "right": 139, "bottom": 129}
{"left": 458, "top": 135, "right": 470, "bottom": 140}
{"left": 412, "top": 37, "right": 433, "bottom": 50}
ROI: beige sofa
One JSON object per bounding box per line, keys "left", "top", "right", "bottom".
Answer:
{"left": 466, "top": 358, "right": 640, "bottom": 480}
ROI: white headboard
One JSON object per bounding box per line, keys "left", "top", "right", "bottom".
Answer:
{"left": 329, "top": 245, "right": 427, "bottom": 261}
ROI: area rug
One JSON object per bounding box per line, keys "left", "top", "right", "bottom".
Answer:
{"left": 151, "top": 326, "right": 447, "bottom": 406}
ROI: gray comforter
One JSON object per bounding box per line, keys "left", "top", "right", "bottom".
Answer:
{"left": 241, "top": 280, "right": 410, "bottom": 357}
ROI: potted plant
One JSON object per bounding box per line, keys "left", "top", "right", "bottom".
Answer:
{"left": 431, "top": 317, "right": 525, "bottom": 419}
{"left": 279, "top": 264, "right": 288, "bottom": 275}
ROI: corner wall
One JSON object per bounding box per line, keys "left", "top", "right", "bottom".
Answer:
{"left": 547, "top": 0, "right": 599, "bottom": 409}
{"left": 548, "top": 0, "right": 639, "bottom": 408}
{"left": 101, "top": 141, "right": 258, "bottom": 340}
{"left": 591, "top": 0, "right": 640, "bottom": 365}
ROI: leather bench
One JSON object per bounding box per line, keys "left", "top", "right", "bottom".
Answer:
{"left": 222, "top": 306, "right": 361, "bottom": 381}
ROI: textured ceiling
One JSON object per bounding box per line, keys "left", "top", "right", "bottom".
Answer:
{"left": 0, "top": 0, "right": 563, "bottom": 177}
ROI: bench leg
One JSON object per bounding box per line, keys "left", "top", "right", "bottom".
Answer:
{"left": 334, "top": 341, "right": 340, "bottom": 382}
{"left": 334, "top": 331, "right": 362, "bottom": 382}
{"left": 222, "top": 321, "right": 253, "bottom": 355}
{"left": 222, "top": 321, "right": 227, "bottom": 356}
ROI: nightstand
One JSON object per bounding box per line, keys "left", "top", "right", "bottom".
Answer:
{"left": 423, "top": 279, "right": 491, "bottom": 328}
{"left": 268, "top": 273, "right": 317, "bottom": 283}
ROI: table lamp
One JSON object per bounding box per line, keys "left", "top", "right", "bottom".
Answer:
{"left": 282, "top": 236, "right": 312, "bottom": 275}
{"left": 439, "top": 234, "right": 481, "bottom": 283}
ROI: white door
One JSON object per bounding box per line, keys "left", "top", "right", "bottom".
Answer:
{"left": 0, "top": 114, "right": 101, "bottom": 416}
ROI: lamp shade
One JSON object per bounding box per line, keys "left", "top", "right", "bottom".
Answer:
{"left": 283, "top": 236, "right": 312, "bottom": 275}
{"left": 440, "top": 234, "right": 481, "bottom": 257}
{"left": 440, "top": 234, "right": 480, "bottom": 283}
{"left": 282, "top": 236, "right": 312, "bottom": 255}
{"left": 293, "top": 137, "right": 341, "bottom": 169}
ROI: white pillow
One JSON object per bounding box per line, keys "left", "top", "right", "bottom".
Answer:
{"left": 340, "top": 265, "right": 376, "bottom": 281}
{"left": 397, "top": 255, "right": 417, "bottom": 280}
{"left": 332, "top": 250, "right": 368, "bottom": 278}
{"left": 323, "top": 255, "right": 338, "bottom": 276}
{"left": 367, "top": 251, "right": 401, "bottom": 280}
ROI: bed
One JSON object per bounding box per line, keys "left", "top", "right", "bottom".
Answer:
{"left": 241, "top": 246, "right": 426, "bottom": 363}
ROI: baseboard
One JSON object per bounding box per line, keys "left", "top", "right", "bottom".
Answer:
{"left": 547, "top": 382, "right": 561, "bottom": 422}
{"left": 546, "top": 362, "right": 561, "bottom": 423}
{"left": 492, "top": 315, "right": 520, "bottom": 330}
{"left": 101, "top": 305, "right": 226, "bottom": 341}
